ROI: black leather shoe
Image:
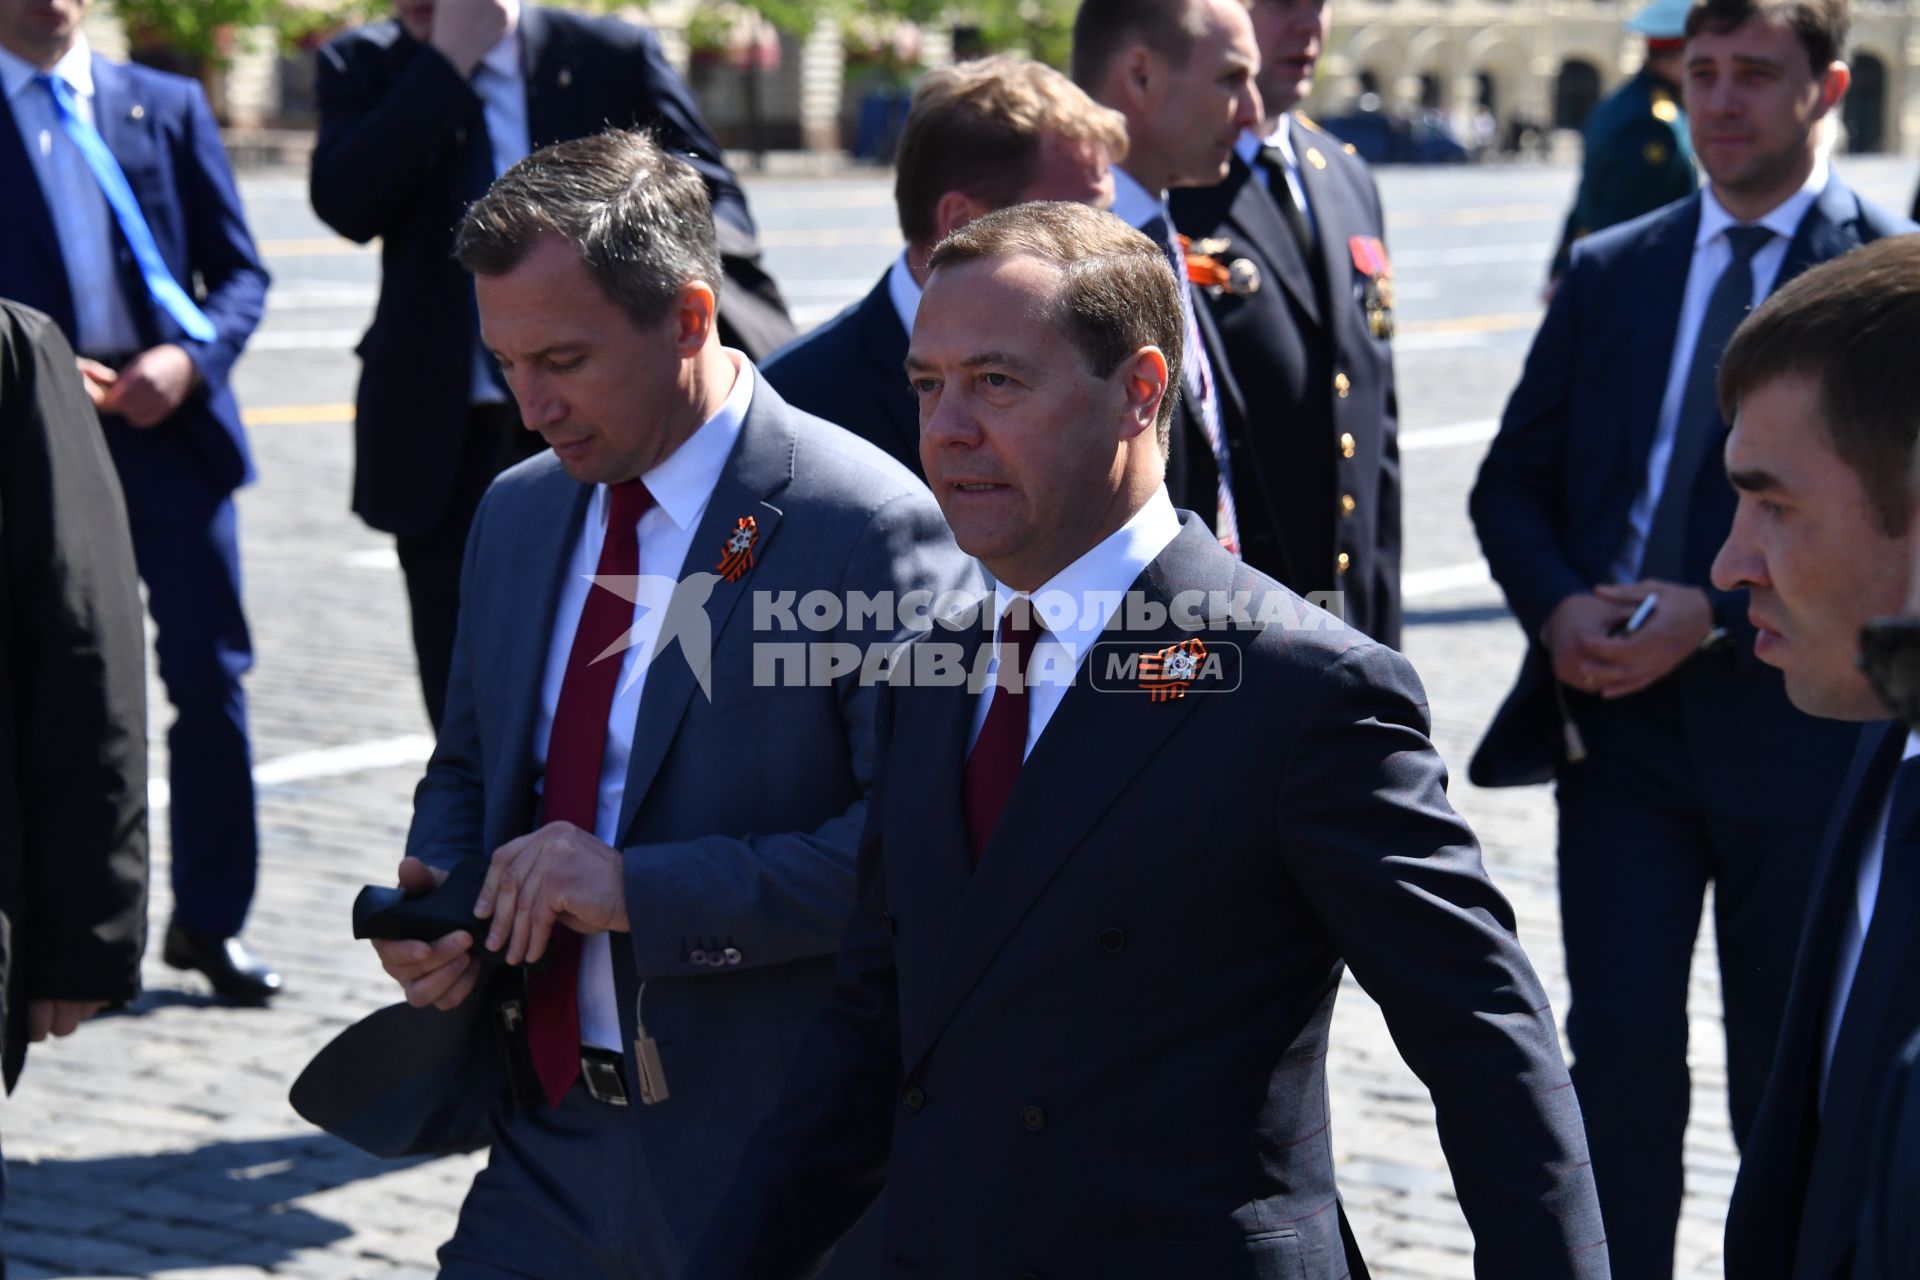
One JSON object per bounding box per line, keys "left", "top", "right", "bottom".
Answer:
{"left": 162, "top": 924, "right": 283, "bottom": 1003}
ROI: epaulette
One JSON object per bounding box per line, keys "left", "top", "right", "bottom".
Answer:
{"left": 1649, "top": 85, "right": 1679, "bottom": 124}
{"left": 1294, "top": 111, "right": 1357, "bottom": 157}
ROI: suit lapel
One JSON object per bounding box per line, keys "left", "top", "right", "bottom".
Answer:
{"left": 612, "top": 379, "right": 794, "bottom": 840}
{"left": 0, "top": 85, "right": 69, "bottom": 330}
{"left": 1623, "top": 199, "right": 1698, "bottom": 475}
{"left": 1234, "top": 149, "right": 1320, "bottom": 327}
{"left": 902, "top": 520, "right": 1234, "bottom": 1069}
{"left": 854, "top": 275, "right": 918, "bottom": 463}
{"left": 1290, "top": 118, "right": 1348, "bottom": 322}
{"left": 1778, "top": 180, "right": 1860, "bottom": 291}
{"left": 519, "top": 7, "right": 568, "bottom": 146}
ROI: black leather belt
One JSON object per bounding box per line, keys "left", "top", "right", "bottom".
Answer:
{"left": 580, "top": 1045, "right": 628, "bottom": 1107}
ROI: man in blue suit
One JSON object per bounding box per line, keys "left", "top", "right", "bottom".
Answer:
{"left": 0, "top": 0, "right": 277, "bottom": 1000}
{"left": 355, "top": 132, "right": 973, "bottom": 1277}
{"left": 1471, "top": 0, "right": 1908, "bottom": 1271}
{"left": 763, "top": 54, "right": 1123, "bottom": 478}
{"left": 1709, "top": 235, "right": 1920, "bottom": 1279}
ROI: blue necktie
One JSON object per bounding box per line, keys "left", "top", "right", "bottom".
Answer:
{"left": 37, "top": 73, "right": 216, "bottom": 343}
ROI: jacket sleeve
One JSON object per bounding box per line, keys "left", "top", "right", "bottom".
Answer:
{"left": 624, "top": 23, "right": 754, "bottom": 240}
{"left": 173, "top": 79, "right": 268, "bottom": 389}
{"left": 3, "top": 307, "right": 149, "bottom": 1007}
{"left": 680, "top": 683, "right": 905, "bottom": 1279}
{"left": 1277, "top": 641, "right": 1608, "bottom": 1276}
{"left": 310, "top": 34, "right": 480, "bottom": 245}
{"left": 620, "top": 488, "right": 976, "bottom": 977}
{"left": 1469, "top": 252, "right": 1593, "bottom": 641}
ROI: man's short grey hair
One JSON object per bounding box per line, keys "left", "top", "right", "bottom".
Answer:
{"left": 455, "top": 129, "right": 723, "bottom": 328}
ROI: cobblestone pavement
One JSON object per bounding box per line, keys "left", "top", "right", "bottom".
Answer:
{"left": 5, "top": 156, "right": 1915, "bottom": 1279}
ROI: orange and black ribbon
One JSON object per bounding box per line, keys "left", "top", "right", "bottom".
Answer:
{"left": 1137, "top": 636, "right": 1209, "bottom": 702}
{"left": 715, "top": 516, "right": 758, "bottom": 583}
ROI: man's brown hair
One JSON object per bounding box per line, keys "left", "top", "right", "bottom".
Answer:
{"left": 1719, "top": 235, "right": 1920, "bottom": 535}
{"left": 927, "top": 201, "right": 1184, "bottom": 450}
{"left": 1684, "top": 0, "right": 1850, "bottom": 75}
{"left": 894, "top": 55, "right": 1127, "bottom": 249}
{"left": 1069, "top": 0, "right": 1214, "bottom": 91}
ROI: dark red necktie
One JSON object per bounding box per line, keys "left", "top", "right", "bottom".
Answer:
{"left": 527, "top": 478, "right": 653, "bottom": 1109}
{"left": 963, "top": 604, "right": 1042, "bottom": 864}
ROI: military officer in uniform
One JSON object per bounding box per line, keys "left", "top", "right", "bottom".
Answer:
{"left": 1547, "top": 0, "right": 1698, "bottom": 285}
{"left": 1170, "top": 0, "right": 1404, "bottom": 646}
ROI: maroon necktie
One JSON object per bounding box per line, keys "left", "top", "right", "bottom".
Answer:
{"left": 963, "top": 604, "right": 1042, "bottom": 864}
{"left": 527, "top": 478, "right": 653, "bottom": 1109}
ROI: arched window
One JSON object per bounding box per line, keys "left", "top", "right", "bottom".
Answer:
{"left": 1555, "top": 59, "right": 1602, "bottom": 130}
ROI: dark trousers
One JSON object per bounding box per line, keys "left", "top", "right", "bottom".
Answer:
{"left": 1554, "top": 684, "right": 1822, "bottom": 1280}
{"left": 395, "top": 403, "right": 537, "bottom": 732}
{"left": 103, "top": 416, "right": 258, "bottom": 939}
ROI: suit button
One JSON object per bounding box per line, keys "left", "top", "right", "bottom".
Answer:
{"left": 881, "top": 911, "right": 896, "bottom": 937}
{"left": 688, "top": 949, "right": 707, "bottom": 965}
{"left": 722, "top": 947, "right": 742, "bottom": 966}
{"left": 1339, "top": 432, "right": 1356, "bottom": 459}
{"left": 1336, "top": 552, "right": 1351, "bottom": 575}
{"left": 1021, "top": 1106, "right": 1046, "bottom": 1130}
{"left": 1098, "top": 928, "right": 1126, "bottom": 953}
{"left": 1333, "top": 372, "right": 1351, "bottom": 398}
{"left": 1340, "top": 494, "right": 1357, "bottom": 518}
{"left": 902, "top": 1085, "right": 925, "bottom": 1112}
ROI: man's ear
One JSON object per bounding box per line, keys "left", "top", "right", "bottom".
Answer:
{"left": 1122, "top": 44, "right": 1156, "bottom": 104}
{"left": 1815, "top": 60, "right": 1851, "bottom": 117}
{"left": 674, "top": 281, "right": 717, "bottom": 352}
{"left": 933, "top": 190, "right": 991, "bottom": 243}
{"left": 1121, "top": 345, "right": 1170, "bottom": 442}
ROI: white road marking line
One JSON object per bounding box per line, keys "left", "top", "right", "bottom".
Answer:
{"left": 344, "top": 547, "right": 400, "bottom": 570}
{"left": 149, "top": 733, "right": 435, "bottom": 812}
{"left": 1400, "top": 420, "right": 1498, "bottom": 451}
{"left": 1402, "top": 562, "right": 1493, "bottom": 599}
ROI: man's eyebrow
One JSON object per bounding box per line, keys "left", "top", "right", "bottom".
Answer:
{"left": 904, "top": 351, "right": 1038, "bottom": 375}
{"left": 1727, "top": 467, "right": 1785, "bottom": 493}
{"left": 499, "top": 340, "right": 588, "bottom": 363}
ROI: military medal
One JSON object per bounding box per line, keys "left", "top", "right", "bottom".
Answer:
{"left": 714, "top": 516, "right": 758, "bottom": 583}
{"left": 1137, "top": 637, "right": 1209, "bottom": 702}
{"left": 1349, "top": 235, "right": 1396, "bottom": 340}
{"left": 1177, "top": 235, "right": 1261, "bottom": 297}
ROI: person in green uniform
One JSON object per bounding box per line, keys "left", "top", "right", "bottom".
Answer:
{"left": 1547, "top": 0, "right": 1697, "bottom": 285}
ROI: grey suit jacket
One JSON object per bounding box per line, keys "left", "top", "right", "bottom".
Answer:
{"left": 301, "top": 375, "right": 976, "bottom": 1273}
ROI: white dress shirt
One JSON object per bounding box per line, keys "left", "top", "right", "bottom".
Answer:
{"left": 0, "top": 36, "right": 142, "bottom": 355}
{"left": 532, "top": 351, "right": 753, "bottom": 1050}
{"left": 886, "top": 249, "right": 922, "bottom": 337}
{"left": 1234, "top": 122, "right": 1316, "bottom": 240}
{"left": 1610, "top": 160, "right": 1829, "bottom": 582}
{"left": 1819, "top": 729, "right": 1920, "bottom": 1102}
{"left": 967, "top": 487, "right": 1183, "bottom": 757}
{"left": 469, "top": 4, "right": 530, "bottom": 405}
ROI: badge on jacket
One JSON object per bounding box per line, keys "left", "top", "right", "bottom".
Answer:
{"left": 715, "top": 516, "right": 758, "bottom": 583}
{"left": 1349, "top": 235, "right": 1396, "bottom": 340}
{"left": 1179, "top": 235, "right": 1261, "bottom": 297}
{"left": 1137, "top": 637, "right": 1209, "bottom": 702}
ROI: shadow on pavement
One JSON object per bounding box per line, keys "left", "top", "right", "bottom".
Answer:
{"left": 3, "top": 1132, "right": 438, "bottom": 1275}
{"left": 95, "top": 987, "right": 239, "bottom": 1019}
{"left": 1405, "top": 603, "right": 1512, "bottom": 628}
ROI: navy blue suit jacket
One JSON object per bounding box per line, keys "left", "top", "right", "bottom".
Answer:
{"left": 1469, "top": 182, "right": 1907, "bottom": 789}
{"left": 763, "top": 272, "right": 921, "bottom": 478}
{"left": 312, "top": 9, "right": 761, "bottom": 537}
{"left": 1858, "top": 1024, "right": 1920, "bottom": 1280}
{"left": 1726, "top": 724, "right": 1920, "bottom": 1280}
{"left": 687, "top": 517, "right": 1607, "bottom": 1279}
{"left": 0, "top": 56, "right": 268, "bottom": 493}
{"left": 1172, "top": 118, "right": 1403, "bottom": 648}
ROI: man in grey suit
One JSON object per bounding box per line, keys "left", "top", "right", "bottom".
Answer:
{"left": 364, "top": 130, "right": 974, "bottom": 1278}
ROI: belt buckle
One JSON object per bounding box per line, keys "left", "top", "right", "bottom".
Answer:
{"left": 580, "top": 1051, "right": 629, "bottom": 1107}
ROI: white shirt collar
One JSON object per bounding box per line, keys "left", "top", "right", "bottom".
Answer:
{"left": 1696, "top": 155, "right": 1830, "bottom": 250}
{"left": 600, "top": 349, "right": 754, "bottom": 533}
{"left": 1108, "top": 166, "right": 1169, "bottom": 232}
{"left": 886, "top": 250, "right": 921, "bottom": 336}
{"left": 1235, "top": 119, "right": 1297, "bottom": 169}
{"left": 990, "top": 487, "right": 1183, "bottom": 669}
{"left": 1905, "top": 730, "right": 1920, "bottom": 762}
{"left": 0, "top": 32, "right": 91, "bottom": 100}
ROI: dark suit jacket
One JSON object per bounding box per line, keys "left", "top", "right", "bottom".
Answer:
{"left": 1858, "top": 1023, "right": 1920, "bottom": 1280}
{"left": 1468, "top": 182, "right": 1908, "bottom": 789}
{"left": 311, "top": 9, "right": 790, "bottom": 537}
{"left": 0, "top": 302, "right": 148, "bottom": 1092}
{"left": 686, "top": 516, "right": 1608, "bottom": 1279}
{"left": 0, "top": 56, "right": 268, "bottom": 493}
{"left": 1726, "top": 724, "right": 1920, "bottom": 1280}
{"left": 296, "top": 376, "right": 976, "bottom": 1273}
{"left": 1172, "top": 116, "right": 1403, "bottom": 648}
{"left": 763, "top": 271, "right": 921, "bottom": 477}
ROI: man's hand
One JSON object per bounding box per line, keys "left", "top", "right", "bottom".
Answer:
{"left": 430, "top": 0, "right": 512, "bottom": 75}
{"left": 1543, "top": 592, "right": 1633, "bottom": 692}
{"left": 27, "top": 999, "right": 107, "bottom": 1043}
{"left": 475, "top": 821, "right": 629, "bottom": 966}
{"left": 1588, "top": 581, "right": 1712, "bottom": 699}
{"left": 372, "top": 857, "right": 483, "bottom": 1010}
{"left": 75, "top": 356, "right": 117, "bottom": 409}
{"left": 99, "top": 344, "right": 198, "bottom": 428}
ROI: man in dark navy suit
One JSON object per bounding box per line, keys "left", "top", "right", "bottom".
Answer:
{"left": 686, "top": 200, "right": 1608, "bottom": 1280}
{"left": 312, "top": 0, "right": 792, "bottom": 730}
{"left": 1471, "top": 0, "right": 1909, "bottom": 1271}
{"left": 763, "top": 54, "right": 1124, "bottom": 479}
{"left": 1171, "top": 0, "right": 1403, "bottom": 646}
{"left": 1709, "top": 235, "right": 1920, "bottom": 1280}
{"left": 0, "top": 0, "right": 278, "bottom": 1001}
